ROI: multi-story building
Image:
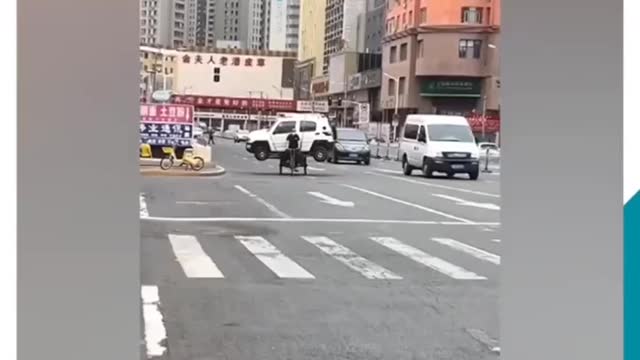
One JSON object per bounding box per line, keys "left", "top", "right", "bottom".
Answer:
{"left": 139, "top": 45, "right": 296, "bottom": 99}
{"left": 294, "top": 0, "right": 327, "bottom": 100}
{"left": 140, "top": 0, "right": 175, "bottom": 46}
{"left": 381, "top": 0, "right": 501, "bottom": 139}
{"left": 266, "top": 0, "right": 300, "bottom": 52}
{"left": 140, "top": 0, "right": 288, "bottom": 50}
{"left": 364, "top": 0, "right": 386, "bottom": 54}
{"left": 322, "top": 0, "right": 368, "bottom": 74}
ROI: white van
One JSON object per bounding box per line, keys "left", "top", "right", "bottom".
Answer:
{"left": 245, "top": 113, "right": 334, "bottom": 162}
{"left": 399, "top": 114, "right": 481, "bottom": 180}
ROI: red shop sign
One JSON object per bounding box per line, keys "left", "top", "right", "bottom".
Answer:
{"left": 466, "top": 115, "right": 501, "bottom": 133}
{"left": 172, "top": 95, "right": 296, "bottom": 112}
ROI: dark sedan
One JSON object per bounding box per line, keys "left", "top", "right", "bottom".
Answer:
{"left": 328, "top": 128, "right": 371, "bottom": 165}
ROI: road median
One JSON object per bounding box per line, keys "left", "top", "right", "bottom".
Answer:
{"left": 140, "top": 161, "right": 226, "bottom": 177}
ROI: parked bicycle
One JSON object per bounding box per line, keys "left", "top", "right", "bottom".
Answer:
{"left": 160, "top": 145, "right": 205, "bottom": 171}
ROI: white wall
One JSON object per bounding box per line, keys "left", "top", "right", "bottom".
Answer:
{"left": 174, "top": 51, "right": 294, "bottom": 99}
{"left": 342, "top": 0, "right": 367, "bottom": 52}
{"left": 268, "top": 0, "right": 288, "bottom": 51}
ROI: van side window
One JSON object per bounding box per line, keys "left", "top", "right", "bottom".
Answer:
{"left": 418, "top": 126, "right": 427, "bottom": 142}
{"left": 404, "top": 124, "right": 419, "bottom": 140}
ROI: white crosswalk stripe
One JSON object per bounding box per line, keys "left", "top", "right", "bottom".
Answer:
{"left": 160, "top": 233, "right": 500, "bottom": 281}
{"left": 235, "top": 236, "right": 315, "bottom": 279}
{"left": 431, "top": 237, "right": 501, "bottom": 265}
{"left": 301, "top": 236, "right": 403, "bottom": 280}
{"left": 370, "top": 237, "right": 486, "bottom": 280}
{"left": 168, "top": 234, "right": 225, "bottom": 278}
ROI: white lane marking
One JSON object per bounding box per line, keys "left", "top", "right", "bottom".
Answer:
{"left": 374, "top": 168, "right": 403, "bottom": 175}
{"left": 343, "top": 184, "right": 475, "bottom": 224}
{"left": 432, "top": 237, "right": 501, "bottom": 265}
{"left": 302, "top": 236, "right": 402, "bottom": 280}
{"left": 234, "top": 185, "right": 291, "bottom": 218}
{"left": 370, "top": 237, "right": 486, "bottom": 280}
{"left": 141, "top": 285, "right": 167, "bottom": 358}
{"left": 144, "top": 216, "right": 500, "bottom": 226}
{"left": 307, "top": 166, "right": 326, "bottom": 171}
{"left": 176, "top": 201, "right": 211, "bottom": 205}
{"left": 466, "top": 328, "right": 500, "bottom": 354}
{"left": 369, "top": 171, "right": 500, "bottom": 198}
{"left": 491, "top": 239, "right": 501, "bottom": 243}
{"left": 168, "top": 234, "right": 225, "bottom": 278}
{"left": 235, "top": 236, "right": 315, "bottom": 279}
{"left": 242, "top": 157, "right": 249, "bottom": 160}
{"left": 140, "top": 193, "right": 149, "bottom": 218}
{"left": 432, "top": 194, "right": 500, "bottom": 211}
{"left": 307, "top": 192, "right": 355, "bottom": 207}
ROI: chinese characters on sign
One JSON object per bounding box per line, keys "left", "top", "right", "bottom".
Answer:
{"left": 181, "top": 54, "right": 267, "bottom": 67}
{"left": 140, "top": 104, "right": 195, "bottom": 146}
{"left": 172, "top": 95, "right": 297, "bottom": 112}
{"left": 466, "top": 115, "right": 501, "bottom": 133}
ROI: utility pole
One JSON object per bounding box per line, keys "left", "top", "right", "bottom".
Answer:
{"left": 481, "top": 95, "right": 488, "bottom": 141}
{"left": 383, "top": 73, "right": 400, "bottom": 142}
{"left": 342, "top": 38, "right": 349, "bottom": 127}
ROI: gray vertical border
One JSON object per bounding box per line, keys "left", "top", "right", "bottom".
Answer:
{"left": 17, "top": 0, "right": 140, "bottom": 359}
{"left": 502, "top": 0, "right": 623, "bottom": 359}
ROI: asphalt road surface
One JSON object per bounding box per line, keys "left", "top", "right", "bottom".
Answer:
{"left": 141, "top": 139, "right": 501, "bottom": 360}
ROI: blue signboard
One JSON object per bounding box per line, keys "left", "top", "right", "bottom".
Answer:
{"left": 139, "top": 123, "right": 193, "bottom": 146}
{"left": 140, "top": 104, "right": 195, "bottom": 146}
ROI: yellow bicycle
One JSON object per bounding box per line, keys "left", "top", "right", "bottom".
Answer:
{"left": 160, "top": 146, "right": 205, "bottom": 171}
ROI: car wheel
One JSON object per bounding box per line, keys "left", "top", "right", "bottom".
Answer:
{"left": 254, "top": 145, "right": 269, "bottom": 161}
{"left": 312, "top": 146, "right": 328, "bottom": 162}
{"left": 364, "top": 158, "right": 370, "bottom": 166}
{"left": 422, "top": 161, "right": 434, "bottom": 178}
{"left": 469, "top": 171, "right": 479, "bottom": 180}
{"left": 402, "top": 157, "right": 413, "bottom": 176}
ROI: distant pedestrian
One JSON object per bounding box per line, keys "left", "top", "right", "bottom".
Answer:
{"left": 207, "top": 127, "right": 215, "bottom": 145}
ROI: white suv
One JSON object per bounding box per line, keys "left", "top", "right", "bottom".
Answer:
{"left": 245, "top": 113, "right": 335, "bottom": 162}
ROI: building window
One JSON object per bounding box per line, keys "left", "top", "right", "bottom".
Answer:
{"left": 420, "top": 8, "right": 427, "bottom": 23}
{"left": 462, "top": 7, "right": 483, "bottom": 24}
{"left": 400, "top": 43, "right": 408, "bottom": 61}
{"left": 388, "top": 79, "right": 396, "bottom": 96}
{"left": 408, "top": 11, "right": 413, "bottom": 25}
{"left": 399, "top": 77, "right": 406, "bottom": 95}
{"left": 390, "top": 46, "right": 397, "bottom": 63}
{"left": 417, "top": 40, "right": 424, "bottom": 58}
{"left": 459, "top": 39, "right": 483, "bottom": 59}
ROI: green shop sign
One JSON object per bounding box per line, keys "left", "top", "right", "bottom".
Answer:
{"left": 420, "top": 79, "right": 482, "bottom": 97}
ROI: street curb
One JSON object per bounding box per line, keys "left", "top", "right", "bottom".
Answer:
{"left": 140, "top": 165, "right": 226, "bottom": 177}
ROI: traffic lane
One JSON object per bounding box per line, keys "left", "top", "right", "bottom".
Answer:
{"left": 349, "top": 172, "right": 500, "bottom": 224}
{"left": 157, "top": 283, "right": 496, "bottom": 360}
{"left": 369, "top": 160, "right": 501, "bottom": 188}
{"left": 142, "top": 221, "right": 498, "bottom": 359}
{"left": 226, "top": 174, "right": 471, "bottom": 223}
{"left": 141, "top": 176, "right": 280, "bottom": 219}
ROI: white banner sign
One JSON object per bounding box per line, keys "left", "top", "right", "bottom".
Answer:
{"left": 357, "top": 103, "right": 370, "bottom": 124}
{"left": 296, "top": 100, "right": 329, "bottom": 113}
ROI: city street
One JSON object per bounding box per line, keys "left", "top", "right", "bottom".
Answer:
{"left": 141, "top": 139, "right": 501, "bottom": 360}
